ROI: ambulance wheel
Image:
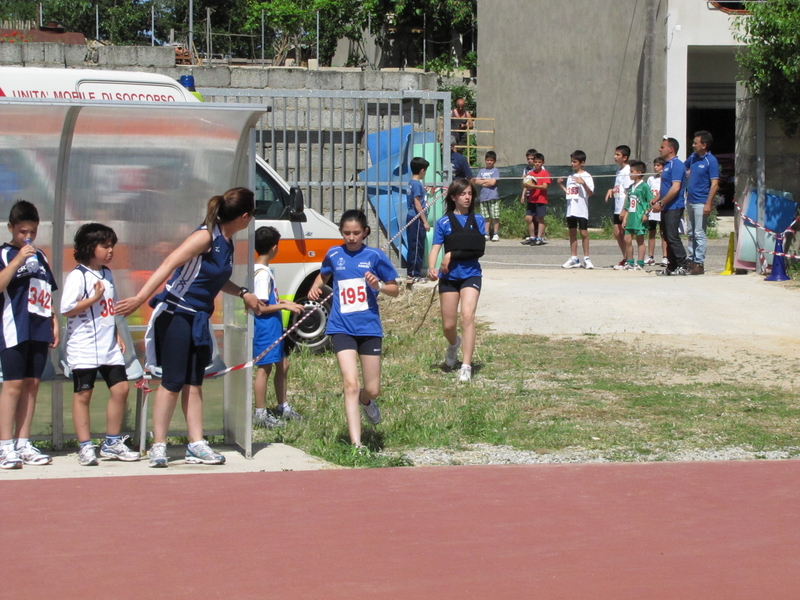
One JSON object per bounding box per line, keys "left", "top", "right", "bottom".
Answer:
{"left": 287, "top": 285, "right": 332, "bottom": 353}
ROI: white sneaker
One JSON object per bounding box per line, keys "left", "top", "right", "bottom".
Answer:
{"left": 613, "top": 262, "right": 626, "bottom": 270}
{"left": 562, "top": 257, "right": 580, "bottom": 269}
{"left": 458, "top": 364, "right": 472, "bottom": 382}
{"left": 491, "top": 233, "right": 500, "bottom": 242}
{"left": 361, "top": 400, "right": 381, "bottom": 425}
{"left": 18, "top": 442, "right": 52, "bottom": 465}
{"left": 583, "top": 257, "right": 595, "bottom": 270}
{"left": 0, "top": 446, "right": 22, "bottom": 470}
{"left": 445, "top": 336, "right": 461, "bottom": 368}
{"left": 100, "top": 436, "right": 141, "bottom": 462}
{"left": 78, "top": 444, "right": 98, "bottom": 466}
{"left": 149, "top": 442, "right": 168, "bottom": 468}
{"left": 484, "top": 234, "right": 490, "bottom": 241}
{"left": 644, "top": 256, "right": 655, "bottom": 266}
{"left": 660, "top": 257, "right": 669, "bottom": 267}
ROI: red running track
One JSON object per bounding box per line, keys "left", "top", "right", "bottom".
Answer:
{"left": 3, "top": 460, "right": 799, "bottom": 599}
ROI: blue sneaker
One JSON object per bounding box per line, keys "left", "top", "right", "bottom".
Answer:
{"left": 185, "top": 440, "right": 225, "bottom": 465}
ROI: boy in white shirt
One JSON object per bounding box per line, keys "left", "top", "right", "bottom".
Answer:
{"left": 605, "top": 145, "right": 632, "bottom": 267}
{"left": 558, "top": 150, "right": 595, "bottom": 269}
{"left": 61, "top": 223, "right": 139, "bottom": 466}
{"left": 646, "top": 157, "right": 668, "bottom": 266}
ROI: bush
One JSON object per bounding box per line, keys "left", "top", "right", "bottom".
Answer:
{"left": 498, "top": 201, "right": 568, "bottom": 240}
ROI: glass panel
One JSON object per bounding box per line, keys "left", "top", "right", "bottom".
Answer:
{"left": 0, "top": 101, "right": 262, "bottom": 447}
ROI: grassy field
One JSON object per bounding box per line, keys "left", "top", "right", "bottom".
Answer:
{"left": 253, "top": 287, "right": 800, "bottom": 467}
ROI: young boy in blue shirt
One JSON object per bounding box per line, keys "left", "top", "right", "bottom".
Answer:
{"left": 0, "top": 201, "right": 59, "bottom": 469}
{"left": 404, "top": 157, "right": 430, "bottom": 283}
{"left": 252, "top": 226, "right": 304, "bottom": 428}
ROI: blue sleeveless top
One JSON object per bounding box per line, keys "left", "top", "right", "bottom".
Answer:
{"left": 150, "top": 225, "right": 233, "bottom": 314}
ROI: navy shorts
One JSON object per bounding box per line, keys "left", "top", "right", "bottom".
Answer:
{"left": 526, "top": 203, "right": 546, "bottom": 218}
{"left": 331, "top": 334, "right": 382, "bottom": 356}
{"left": 154, "top": 311, "right": 206, "bottom": 392}
{"left": 438, "top": 276, "right": 482, "bottom": 294}
{"left": 566, "top": 216, "right": 589, "bottom": 231}
{"left": 0, "top": 341, "right": 49, "bottom": 381}
{"left": 72, "top": 364, "right": 127, "bottom": 393}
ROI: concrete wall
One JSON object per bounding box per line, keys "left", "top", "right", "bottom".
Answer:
{"left": 477, "top": 0, "right": 666, "bottom": 167}
{"left": 0, "top": 43, "right": 440, "bottom": 92}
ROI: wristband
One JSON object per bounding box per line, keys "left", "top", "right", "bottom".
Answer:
{"left": 377, "top": 281, "right": 384, "bottom": 292}
{"left": 238, "top": 286, "right": 249, "bottom": 298}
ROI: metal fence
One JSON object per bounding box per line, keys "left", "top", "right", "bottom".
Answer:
{"left": 200, "top": 88, "right": 452, "bottom": 253}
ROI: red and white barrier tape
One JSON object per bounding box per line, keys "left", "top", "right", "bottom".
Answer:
{"left": 757, "top": 248, "right": 800, "bottom": 260}
{"left": 733, "top": 198, "right": 800, "bottom": 237}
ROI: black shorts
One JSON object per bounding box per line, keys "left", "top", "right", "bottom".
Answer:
{"left": 648, "top": 220, "right": 662, "bottom": 233}
{"left": 565, "top": 216, "right": 589, "bottom": 231}
{"left": 525, "top": 203, "right": 547, "bottom": 218}
{"left": 331, "top": 334, "right": 383, "bottom": 356}
{"left": 613, "top": 213, "right": 623, "bottom": 226}
{"left": 154, "top": 311, "right": 206, "bottom": 393}
{"left": 0, "top": 341, "right": 49, "bottom": 381}
{"left": 72, "top": 364, "right": 127, "bottom": 393}
{"left": 438, "top": 276, "right": 482, "bottom": 294}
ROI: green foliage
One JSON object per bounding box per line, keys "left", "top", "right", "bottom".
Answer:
{"left": 734, "top": 1, "right": 800, "bottom": 136}
{"left": 461, "top": 49, "right": 477, "bottom": 71}
{"left": 426, "top": 53, "right": 457, "bottom": 77}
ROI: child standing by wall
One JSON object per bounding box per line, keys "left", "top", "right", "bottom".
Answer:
{"left": 558, "top": 151, "right": 595, "bottom": 269}
{"left": 428, "top": 179, "right": 486, "bottom": 383}
{"left": 606, "top": 145, "right": 632, "bottom": 267}
{"left": 0, "top": 200, "right": 58, "bottom": 469}
{"left": 521, "top": 152, "right": 551, "bottom": 246}
{"left": 61, "top": 223, "right": 139, "bottom": 466}
{"left": 252, "top": 226, "right": 304, "bottom": 428}
{"left": 617, "top": 161, "right": 653, "bottom": 270}
{"left": 646, "top": 157, "right": 668, "bottom": 266}
{"left": 404, "top": 157, "right": 431, "bottom": 284}
{"left": 474, "top": 151, "right": 501, "bottom": 242}
{"left": 308, "top": 210, "right": 399, "bottom": 450}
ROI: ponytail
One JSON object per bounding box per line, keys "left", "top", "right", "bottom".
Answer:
{"left": 203, "top": 188, "right": 255, "bottom": 232}
{"left": 204, "top": 195, "right": 225, "bottom": 231}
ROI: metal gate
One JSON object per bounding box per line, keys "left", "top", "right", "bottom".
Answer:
{"left": 199, "top": 88, "right": 452, "bottom": 253}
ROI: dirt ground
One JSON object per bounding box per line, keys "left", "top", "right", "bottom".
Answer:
{"left": 476, "top": 239, "right": 800, "bottom": 391}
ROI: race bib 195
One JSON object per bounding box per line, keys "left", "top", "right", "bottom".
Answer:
{"left": 338, "top": 277, "right": 369, "bottom": 314}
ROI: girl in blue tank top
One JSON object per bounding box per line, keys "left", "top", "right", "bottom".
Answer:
{"left": 428, "top": 179, "right": 486, "bottom": 384}
{"left": 308, "top": 210, "right": 399, "bottom": 450}
{"left": 118, "top": 188, "right": 261, "bottom": 468}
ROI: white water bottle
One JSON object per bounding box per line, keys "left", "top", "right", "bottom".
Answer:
{"left": 24, "top": 238, "right": 39, "bottom": 273}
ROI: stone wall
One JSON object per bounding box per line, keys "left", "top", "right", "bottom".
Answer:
{"left": 0, "top": 42, "right": 443, "bottom": 92}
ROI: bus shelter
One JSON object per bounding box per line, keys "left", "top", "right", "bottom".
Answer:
{"left": 0, "top": 99, "right": 265, "bottom": 457}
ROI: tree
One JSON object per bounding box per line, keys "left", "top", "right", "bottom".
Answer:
{"left": 734, "top": 1, "right": 800, "bottom": 136}
{"left": 247, "top": 0, "right": 369, "bottom": 65}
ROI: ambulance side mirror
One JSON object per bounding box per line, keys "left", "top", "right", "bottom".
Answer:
{"left": 289, "top": 186, "right": 306, "bottom": 222}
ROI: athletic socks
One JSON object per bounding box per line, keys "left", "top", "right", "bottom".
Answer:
{"left": 105, "top": 434, "right": 122, "bottom": 445}
{"left": 15, "top": 438, "right": 28, "bottom": 450}
{"left": 79, "top": 440, "right": 93, "bottom": 448}
{"left": 255, "top": 407, "right": 267, "bottom": 418}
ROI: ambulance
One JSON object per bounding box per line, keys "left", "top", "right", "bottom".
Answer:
{"left": 0, "top": 66, "right": 339, "bottom": 351}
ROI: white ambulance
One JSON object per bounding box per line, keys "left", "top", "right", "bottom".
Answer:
{"left": 0, "top": 66, "right": 339, "bottom": 351}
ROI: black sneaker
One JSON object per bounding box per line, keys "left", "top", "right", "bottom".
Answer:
{"left": 520, "top": 238, "right": 533, "bottom": 245}
{"left": 533, "top": 238, "right": 545, "bottom": 246}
